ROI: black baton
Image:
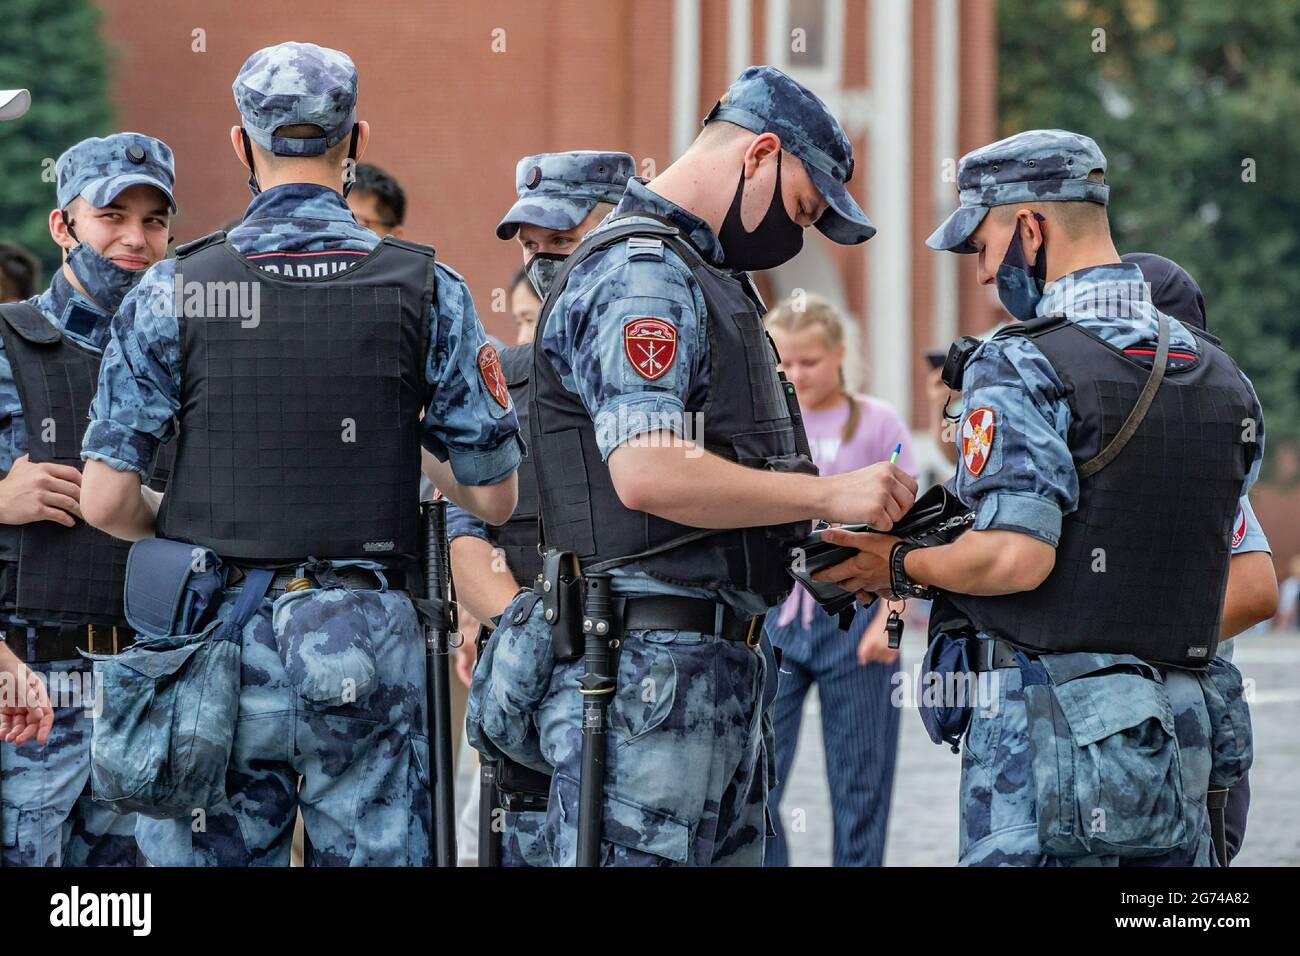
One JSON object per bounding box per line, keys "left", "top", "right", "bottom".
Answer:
{"left": 576, "top": 571, "right": 616, "bottom": 867}
{"left": 421, "top": 499, "right": 457, "bottom": 867}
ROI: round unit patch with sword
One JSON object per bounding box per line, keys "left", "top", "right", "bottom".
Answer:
{"left": 477, "top": 343, "right": 510, "bottom": 408}
{"left": 961, "top": 406, "right": 995, "bottom": 477}
{"left": 623, "top": 317, "right": 677, "bottom": 381}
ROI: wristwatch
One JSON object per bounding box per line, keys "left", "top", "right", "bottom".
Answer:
{"left": 889, "top": 541, "right": 934, "bottom": 600}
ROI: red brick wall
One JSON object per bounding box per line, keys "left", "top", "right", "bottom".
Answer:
{"left": 97, "top": 0, "right": 673, "bottom": 341}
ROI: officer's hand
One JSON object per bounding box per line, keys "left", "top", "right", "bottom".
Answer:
{"left": 455, "top": 634, "right": 478, "bottom": 688}
{"left": 0, "top": 454, "right": 82, "bottom": 527}
{"left": 812, "top": 528, "right": 899, "bottom": 595}
{"left": 0, "top": 644, "right": 54, "bottom": 746}
{"left": 822, "top": 463, "right": 916, "bottom": 530}
{"left": 857, "top": 616, "right": 900, "bottom": 667}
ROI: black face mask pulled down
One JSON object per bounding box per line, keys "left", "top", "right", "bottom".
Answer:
{"left": 717, "top": 151, "right": 803, "bottom": 272}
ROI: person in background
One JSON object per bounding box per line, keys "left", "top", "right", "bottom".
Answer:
{"left": 1274, "top": 555, "right": 1300, "bottom": 632}
{"left": 0, "top": 242, "right": 41, "bottom": 304}
{"left": 1122, "top": 251, "right": 1278, "bottom": 865}
{"left": 763, "top": 293, "right": 915, "bottom": 867}
{"left": 508, "top": 266, "right": 541, "bottom": 344}
{"left": 347, "top": 162, "right": 406, "bottom": 238}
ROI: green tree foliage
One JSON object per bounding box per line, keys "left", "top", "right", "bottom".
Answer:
{"left": 1000, "top": 0, "right": 1300, "bottom": 454}
{"left": 0, "top": 0, "right": 112, "bottom": 279}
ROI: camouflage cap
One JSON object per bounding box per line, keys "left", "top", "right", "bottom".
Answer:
{"left": 927, "top": 129, "right": 1109, "bottom": 254}
{"left": 0, "top": 89, "right": 30, "bottom": 122}
{"left": 703, "top": 65, "right": 874, "bottom": 244}
{"left": 56, "top": 133, "right": 176, "bottom": 213}
{"left": 233, "top": 41, "right": 357, "bottom": 157}
{"left": 495, "top": 151, "right": 635, "bottom": 240}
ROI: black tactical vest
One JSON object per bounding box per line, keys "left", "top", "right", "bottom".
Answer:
{"left": 940, "top": 315, "right": 1256, "bottom": 668}
{"left": 530, "top": 219, "right": 817, "bottom": 606}
{"left": 156, "top": 232, "right": 433, "bottom": 569}
{"left": 0, "top": 302, "right": 155, "bottom": 626}
{"left": 487, "top": 343, "right": 542, "bottom": 585}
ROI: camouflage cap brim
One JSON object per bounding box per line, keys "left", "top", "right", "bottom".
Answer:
{"left": 80, "top": 173, "right": 177, "bottom": 213}
{"left": 925, "top": 204, "right": 989, "bottom": 254}
{"left": 495, "top": 194, "right": 599, "bottom": 241}
{"left": 807, "top": 163, "right": 875, "bottom": 245}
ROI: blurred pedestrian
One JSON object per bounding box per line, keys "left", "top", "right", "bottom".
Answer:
{"left": 347, "top": 162, "right": 406, "bottom": 238}
{"left": 763, "top": 293, "right": 915, "bottom": 867}
{"left": 0, "top": 242, "right": 41, "bottom": 303}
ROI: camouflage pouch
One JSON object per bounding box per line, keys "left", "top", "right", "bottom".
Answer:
{"left": 1198, "top": 656, "right": 1253, "bottom": 788}
{"left": 86, "top": 568, "right": 272, "bottom": 818}
{"left": 271, "top": 586, "right": 378, "bottom": 706}
{"left": 1020, "top": 652, "right": 1189, "bottom": 858}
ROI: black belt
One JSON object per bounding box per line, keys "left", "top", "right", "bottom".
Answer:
{"left": 969, "top": 637, "right": 1025, "bottom": 672}
{"left": 618, "top": 595, "right": 764, "bottom": 646}
{"left": 227, "top": 565, "right": 406, "bottom": 595}
{"left": 2, "top": 623, "right": 137, "bottom": 663}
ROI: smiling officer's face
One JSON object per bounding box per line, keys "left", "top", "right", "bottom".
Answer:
{"left": 57, "top": 184, "right": 171, "bottom": 270}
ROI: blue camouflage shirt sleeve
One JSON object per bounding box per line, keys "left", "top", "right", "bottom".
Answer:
{"left": 422, "top": 263, "right": 524, "bottom": 486}
{"left": 446, "top": 499, "right": 492, "bottom": 545}
{"left": 954, "top": 335, "right": 1077, "bottom": 547}
{"left": 82, "top": 260, "right": 181, "bottom": 478}
{"left": 544, "top": 242, "right": 707, "bottom": 460}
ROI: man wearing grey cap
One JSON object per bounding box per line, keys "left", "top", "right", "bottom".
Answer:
{"left": 0, "top": 132, "right": 176, "bottom": 867}
{"left": 79, "top": 41, "right": 522, "bottom": 866}
{"left": 468, "top": 66, "right": 915, "bottom": 867}
{"left": 455, "top": 149, "right": 633, "bottom": 867}
{"left": 816, "top": 129, "right": 1261, "bottom": 866}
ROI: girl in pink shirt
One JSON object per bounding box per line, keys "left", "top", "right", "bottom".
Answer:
{"left": 764, "top": 294, "right": 915, "bottom": 867}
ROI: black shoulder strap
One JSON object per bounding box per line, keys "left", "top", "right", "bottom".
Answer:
{"left": 381, "top": 235, "right": 436, "bottom": 258}
{"left": 175, "top": 230, "right": 227, "bottom": 259}
{"left": 993, "top": 313, "right": 1071, "bottom": 339}
{"left": 0, "top": 301, "right": 61, "bottom": 345}
{"left": 1077, "top": 315, "right": 1169, "bottom": 477}
{"left": 1184, "top": 323, "right": 1222, "bottom": 347}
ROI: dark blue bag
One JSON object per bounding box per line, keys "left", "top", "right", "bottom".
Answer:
{"left": 918, "top": 631, "right": 974, "bottom": 752}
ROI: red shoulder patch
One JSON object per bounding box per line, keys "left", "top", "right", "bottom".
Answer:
{"left": 961, "top": 406, "right": 995, "bottom": 477}
{"left": 477, "top": 343, "right": 510, "bottom": 408}
{"left": 1231, "top": 505, "right": 1247, "bottom": 549}
{"left": 623, "top": 317, "right": 678, "bottom": 381}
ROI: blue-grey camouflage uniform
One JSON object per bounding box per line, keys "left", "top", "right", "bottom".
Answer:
{"left": 2, "top": 131, "right": 176, "bottom": 867}
{"left": 495, "top": 150, "right": 635, "bottom": 240}
{"left": 928, "top": 130, "right": 1263, "bottom": 866}
{"left": 469, "top": 66, "right": 873, "bottom": 866}
{"left": 80, "top": 43, "right": 522, "bottom": 866}
{"left": 456, "top": 150, "right": 634, "bottom": 868}
{"left": 448, "top": 148, "right": 635, "bottom": 549}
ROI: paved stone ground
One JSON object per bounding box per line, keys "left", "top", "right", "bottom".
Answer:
{"left": 454, "top": 630, "right": 1300, "bottom": 866}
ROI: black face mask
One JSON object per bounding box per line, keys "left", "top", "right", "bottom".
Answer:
{"left": 717, "top": 151, "right": 803, "bottom": 272}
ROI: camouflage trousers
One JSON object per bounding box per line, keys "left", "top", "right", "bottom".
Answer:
{"left": 959, "top": 656, "right": 1215, "bottom": 866}
{"left": 135, "top": 586, "right": 432, "bottom": 866}
{"left": 468, "top": 591, "right": 771, "bottom": 866}
{"left": 1, "top": 656, "right": 138, "bottom": 867}
{"left": 499, "top": 809, "right": 548, "bottom": 867}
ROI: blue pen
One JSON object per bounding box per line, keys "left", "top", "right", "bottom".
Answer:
{"left": 889, "top": 442, "right": 901, "bottom": 464}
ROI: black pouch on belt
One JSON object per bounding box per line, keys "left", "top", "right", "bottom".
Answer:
{"left": 541, "top": 549, "right": 584, "bottom": 661}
